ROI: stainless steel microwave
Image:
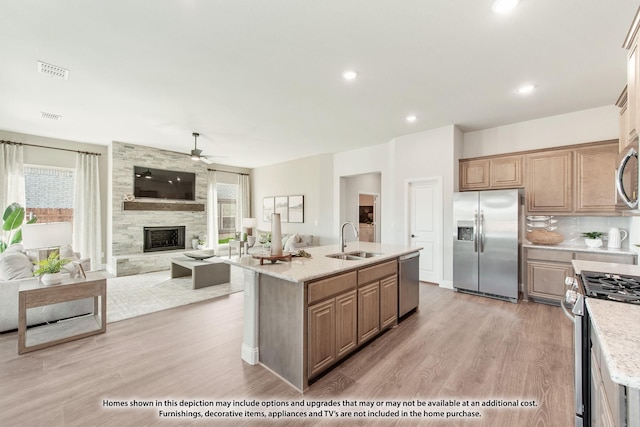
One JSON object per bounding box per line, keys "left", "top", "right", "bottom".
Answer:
{"left": 616, "top": 140, "right": 639, "bottom": 210}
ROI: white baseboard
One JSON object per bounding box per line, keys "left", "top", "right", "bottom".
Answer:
{"left": 439, "top": 280, "right": 453, "bottom": 290}
{"left": 241, "top": 343, "right": 259, "bottom": 365}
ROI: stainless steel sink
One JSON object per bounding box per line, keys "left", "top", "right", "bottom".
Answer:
{"left": 326, "top": 251, "right": 383, "bottom": 260}
{"left": 347, "top": 250, "right": 383, "bottom": 258}
{"left": 325, "top": 253, "right": 363, "bottom": 260}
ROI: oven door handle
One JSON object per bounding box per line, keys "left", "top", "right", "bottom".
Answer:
{"left": 561, "top": 300, "right": 575, "bottom": 323}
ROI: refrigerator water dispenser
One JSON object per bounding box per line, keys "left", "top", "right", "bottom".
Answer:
{"left": 456, "top": 221, "right": 474, "bottom": 241}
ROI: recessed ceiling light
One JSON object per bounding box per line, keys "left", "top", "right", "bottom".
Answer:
{"left": 406, "top": 115, "right": 417, "bottom": 123}
{"left": 492, "top": 0, "right": 520, "bottom": 15}
{"left": 342, "top": 70, "right": 358, "bottom": 80}
{"left": 516, "top": 84, "right": 536, "bottom": 95}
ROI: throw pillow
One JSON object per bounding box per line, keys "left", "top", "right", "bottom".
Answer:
{"left": 284, "top": 234, "right": 300, "bottom": 252}
{"left": 0, "top": 251, "right": 34, "bottom": 281}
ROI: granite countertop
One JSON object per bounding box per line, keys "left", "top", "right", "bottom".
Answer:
{"left": 523, "top": 242, "right": 637, "bottom": 256}
{"left": 573, "top": 260, "right": 640, "bottom": 389}
{"left": 224, "top": 242, "right": 420, "bottom": 283}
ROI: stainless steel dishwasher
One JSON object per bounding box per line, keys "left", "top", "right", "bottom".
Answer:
{"left": 398, "top": 252, "right": 420, "bottom": 318}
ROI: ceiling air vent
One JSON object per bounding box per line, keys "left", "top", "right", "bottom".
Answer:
{"left": 37, "top": 61, "right": 69, "bottom": 80}
{"left": 41, "top": 111, "right": 62, "bottom": 120}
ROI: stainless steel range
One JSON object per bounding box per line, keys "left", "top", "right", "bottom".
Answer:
{"left": 563, "top": 270, "right": 640, "bottom": 427}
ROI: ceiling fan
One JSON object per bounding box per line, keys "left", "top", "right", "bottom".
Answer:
{"left": 189, "top": 132, "right": 214, "bottom": 164}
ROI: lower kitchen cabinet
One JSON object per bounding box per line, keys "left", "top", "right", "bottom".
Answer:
{"left": 307, "top": 260, "right": 399, "bottom": 380}
{"left": 524, "top": 247, "right": 637, "bottom": 304}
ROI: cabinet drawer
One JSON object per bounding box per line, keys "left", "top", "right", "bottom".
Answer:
{"left": 574, "top": 252, "right": 636, "bottom": 264}
{"left": 526, "top": 248, "right": 573, "bottom": 263}
{"left": 308, "top": 272, "right": 357, "bottom": 305}
{"left": 358, "top": 260, "right": 397, "bottom": 286}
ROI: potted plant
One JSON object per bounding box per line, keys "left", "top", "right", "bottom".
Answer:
{"left": 582, "top": 231, "right": 604, "bottom": 248}
{"left": 33, "top": 250, "right": 70, "bottom": 285}
{"left": 1, "top": 202, "right": 37, "bottom": 253}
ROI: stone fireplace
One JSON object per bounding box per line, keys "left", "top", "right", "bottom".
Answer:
{"left": 143, "top": 226, "right": 186, "bottom": 252}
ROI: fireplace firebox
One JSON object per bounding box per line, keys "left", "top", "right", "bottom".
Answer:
{"left": 143, "top": 226, "right": 186, "bottom": 252}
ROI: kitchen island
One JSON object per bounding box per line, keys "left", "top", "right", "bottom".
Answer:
{"left": 225, "top": 242, "right": 420, "bottom": 392}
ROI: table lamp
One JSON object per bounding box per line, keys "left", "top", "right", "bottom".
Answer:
{"left": 21, "top": 222, "right": 73, "bottom": 261}
{"left": 242, "top": 217, "right": 257, "bottom": 247}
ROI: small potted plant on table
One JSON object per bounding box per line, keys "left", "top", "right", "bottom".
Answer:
{"left": 34, "top": 250, "right": 70, "bottom": 285}
{"left": 582, "top": 231, "right": 605, "bottom": 248}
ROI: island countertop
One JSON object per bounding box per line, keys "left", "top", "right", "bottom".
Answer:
{"left": 224, "top": 242, "right": 420, "bottom": 283}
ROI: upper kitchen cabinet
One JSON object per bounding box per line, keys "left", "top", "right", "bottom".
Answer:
{"left": 525, "top": 141, "right": 619, "bottom": 215}
{"left": 574, "top": 142, "right": 618, "bottom": 213}
{"left": 623, "top": 9, "right": 640, "bottom": 147}
{"left": 617, "top": 87, "right": 629, "bottom": 152}
{"left": 459, "top": 155, "right": 523, "bottom": 191}
{"left": 526, "top": 149, "right": 573, "bottom": 213}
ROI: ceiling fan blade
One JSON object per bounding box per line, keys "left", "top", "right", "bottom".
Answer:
{"left": 200, "top": 156, "right": 214, "bottom": 164}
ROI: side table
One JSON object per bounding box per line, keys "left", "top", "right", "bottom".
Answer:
{"left": 18, "top": 272, "right": 107, "bottom": 354}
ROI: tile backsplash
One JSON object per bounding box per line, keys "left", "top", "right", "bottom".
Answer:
{"left": 527, "top": 216, "right": 633, "bottom": 248}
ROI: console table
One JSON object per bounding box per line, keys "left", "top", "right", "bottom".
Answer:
{"left": 18, "top": 272, "right": 107, "bottom": 354}
{"left": 170, "top": 256, "right": 230, "bottom": 289}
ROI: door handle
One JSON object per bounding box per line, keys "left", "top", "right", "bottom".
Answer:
{"left": 411, "top": 234, "right": 417, "bottom": 238}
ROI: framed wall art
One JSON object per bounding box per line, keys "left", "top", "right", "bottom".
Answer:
{"left": 275, "top": 196, "right": 289, "bottom": 222}
{"left": 288, "top": 195, "right": 304, "bottom": 223}
{"left": 263, "top": 197, "right": 274, "bottom": 222}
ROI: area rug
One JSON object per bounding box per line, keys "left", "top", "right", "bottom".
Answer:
{"left": 106, "top": 266, "right": 244, "bottom": 323}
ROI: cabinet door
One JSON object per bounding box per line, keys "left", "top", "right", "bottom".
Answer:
{"left": 526, "top": 150, "right": 573, "bottom": 213}
{"left": 490, "top": 155, "right": 524, "bottom": 188}
{"left": 308, "top": 299, "right": 336, "bottom": 378}
{"left": 574, "top": 143, "right": 618, "bottom": 213}
{"left": 526, "top": 261, "right": 573, "bottom": 302}
{"left": 380, "top": 275, "right": 398, "bottom": 330}
{"left": 335, "top": 290, "right": 357, "bottom": 360}
{"left": 460, "top": 159, "right": 490, "bottom": 191}
{"left": 358, "top": 282, "right": 380, "bottom": 345}
{"left": 628, "top": 38, "right": 639, "bottom": 143}
{"left": 618, "top": 87, "right": 629, "bottom": 152}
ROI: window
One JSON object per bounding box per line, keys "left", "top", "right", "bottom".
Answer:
{"left": 24, "top": 166, "right": 74, "bottom": 223}
{"left": 216, "top": 183, "right": 237, "bottom": 243}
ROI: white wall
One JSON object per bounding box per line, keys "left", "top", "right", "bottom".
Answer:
{"left": 251, "top": 154, "right": 334, "bottom": 245}
{"left": 463, "top": 105, "right": 619, "bottom": 158}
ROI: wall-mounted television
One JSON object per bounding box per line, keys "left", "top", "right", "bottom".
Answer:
{"left": 133, "top": 166, "right": 196, "bottom": 201}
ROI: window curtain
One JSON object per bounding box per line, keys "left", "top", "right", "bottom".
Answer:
{"left": 207, "top": 171, "right": 219, "bottom": 251}
{"left": 0, "top": 142, "right": 25, "bottom": 210}
{"left": 237, "top": 174, "right": 250, "bottom": 232}
{"left": 73, "top": 153, "right": 102, "bottom": 270}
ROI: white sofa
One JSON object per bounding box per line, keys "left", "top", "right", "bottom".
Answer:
{"left": 0, "top": 245, "right": 93, "bottom": 333}
{"left": 248, "top": 231, "right": 315, "bottom": 255}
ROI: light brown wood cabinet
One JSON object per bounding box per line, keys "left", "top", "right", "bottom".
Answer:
{"left": 617, "top": 87, "right": 630, "bottom": 152}
{"left": 524, "top": 248, "right": 637, "bottom": 303}
{"left": 625, "top": 21, "right": 640, "bottom": 145}
{"left": 574, "top": 143, "right": 619, "bottom": 213}
{"left": 459, "top": 155, "right": 523, "bottom": 191}
{"left": 526, "top": 150, "right": 573, "bottom": 213}
{"left": 524, "top": 141, "right": 618, "bottom": 215}
{"left": 307, "top": 260, "right": 398, "bottom": 379}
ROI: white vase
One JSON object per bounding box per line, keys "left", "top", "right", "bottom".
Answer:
{"left": 41, "top": 272, "right": 63, "bottom": 286}
{"left": 192, "top": 239, "right": 199, "bottom": 249}
{"left": 271, "top": 213, "right": 283, "bottom": 256}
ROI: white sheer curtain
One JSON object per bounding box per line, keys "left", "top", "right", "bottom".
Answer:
{"left": 237, "top": 173, "right": 250, "bottom": 231}
{"left": 73, "top": 153, "right": 102, "bottom": 270}
{"left": 207, "top": 171, "right": 219, "bottom": 251}
{"left": 0, "top": 142, "right": 25, "bottom": 209}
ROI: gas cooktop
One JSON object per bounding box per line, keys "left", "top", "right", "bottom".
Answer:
{"left": 580, "top": 271, "right": 640, "bottom": 304}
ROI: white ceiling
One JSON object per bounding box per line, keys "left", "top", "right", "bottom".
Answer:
{"left": 1, "top": 1, "right": 638, "bottom": 168}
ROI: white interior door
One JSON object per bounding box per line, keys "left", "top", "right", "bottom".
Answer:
{"left": 409, "top": 179, "right": 442, "bottom": 283}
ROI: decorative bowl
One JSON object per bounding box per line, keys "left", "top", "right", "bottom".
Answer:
{"left": 184, "top": 250, "right": 215, "bottom": 260}
{"left": 526, "top": 230, "right": 564, "bottom": 245}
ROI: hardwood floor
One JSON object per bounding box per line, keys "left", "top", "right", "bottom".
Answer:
{"left": 0, "top": 283, "right": 573, "bottom": 426}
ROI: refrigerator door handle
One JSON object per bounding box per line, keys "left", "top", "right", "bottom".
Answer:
{"left": 473, "top": 211, "right": 478, "bottom": 253}
{"left": 479, "top": 211, "right": 485, "bottom": 253}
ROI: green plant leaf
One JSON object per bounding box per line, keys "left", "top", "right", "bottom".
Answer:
{"left": 2, "top": 203, "right": 25, "bottom": 231}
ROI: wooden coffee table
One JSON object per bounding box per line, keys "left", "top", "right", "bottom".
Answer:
{"left": 18, "top": 272, "right": 106, "bottom": 354}
{"left": 170, "top": 256, "right": 230, "bottom": 289}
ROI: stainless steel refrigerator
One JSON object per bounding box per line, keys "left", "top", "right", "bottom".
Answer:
{"left": 453, "top": 189, "right": 520, "bottom": 302}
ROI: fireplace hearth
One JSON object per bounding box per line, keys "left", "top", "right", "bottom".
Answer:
{"left": 143, "top": 226, "right": 186, "bottom": 252}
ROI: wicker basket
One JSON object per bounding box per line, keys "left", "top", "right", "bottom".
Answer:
{"left": 526, "top": 229, "right": 564, "bottom": 245}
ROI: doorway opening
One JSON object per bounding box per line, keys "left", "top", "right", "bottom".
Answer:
{"left": 358, "top": 193, "right": 379, "bottom": 243}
